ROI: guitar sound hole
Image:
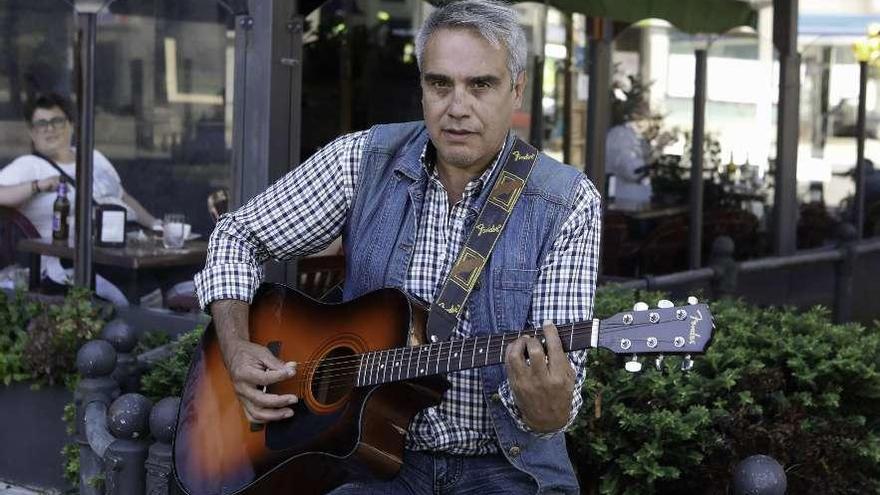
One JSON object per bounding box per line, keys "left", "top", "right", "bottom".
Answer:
{"left": 311, "top": 347, "right": 355, "bottom": 405}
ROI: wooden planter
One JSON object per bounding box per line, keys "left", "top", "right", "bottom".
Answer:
{"left": 0, "top": 381, "right": 73, "bottom": 491}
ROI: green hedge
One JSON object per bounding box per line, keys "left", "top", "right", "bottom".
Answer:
{"left": 569, "top": 287, "right": 880, "bottom": 494}
{"left": 0, "top": 288, "right": 105, "bottom": 387}
{"left": 41, "top": 286, "right": 878, "bottom": 494}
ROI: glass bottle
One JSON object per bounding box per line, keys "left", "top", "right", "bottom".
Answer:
{"left": 52, "top": 182, "right": 70, "bottom": 242}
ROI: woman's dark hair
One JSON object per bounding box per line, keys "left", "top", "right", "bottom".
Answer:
{"left": 23, "top": 92, "right": 76, "bottom": 124}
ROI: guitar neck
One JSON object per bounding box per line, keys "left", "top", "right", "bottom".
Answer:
{"left": 355, "top": 320, "right": 597, "bottom": 387}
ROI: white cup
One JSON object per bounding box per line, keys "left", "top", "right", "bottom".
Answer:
{"left": 163, "top": 214, "right": 190, "bottom": 249}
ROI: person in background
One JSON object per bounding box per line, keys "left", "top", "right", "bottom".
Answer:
{"left": 605, "top": 94, "right": 653, "bottom": 209}
{"left": 0, "top": 92, "right": 160, "bottom": 305}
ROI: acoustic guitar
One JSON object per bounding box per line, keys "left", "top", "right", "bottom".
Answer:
{"left": 173, "top": 283, "right": 715, "bottom": 495}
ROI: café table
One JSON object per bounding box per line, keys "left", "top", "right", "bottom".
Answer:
{"left": 17, "top": 237, "right": 208, "bottom": 303}
{"left": 606, "top": 202, "right": 690, "bottom": 221}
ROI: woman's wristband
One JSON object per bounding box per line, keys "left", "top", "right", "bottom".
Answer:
{"left": 31, "top": 180, "right": 40, "bottom": 194}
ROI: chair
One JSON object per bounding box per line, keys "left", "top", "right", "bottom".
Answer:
{"left": 866, "top": 200, "right": 880, "bottom": 238}
{"left": 702, "top": 209, "right": 761, "bottom": 260}
{"left": 165, "top": 254, "right": 347, "bottom": 312}
{"left": 297, "top": 255, "right": 345, "bottom": 299}
{"left": 636, "top": 216, "right": 689, "bottom": 275}
{"left": 0, "top": 207, "right": 40, "bottom": 269}
{"left": 797, "top": 203, "right": 835, "bottom": 249}
{"left": 601, "top": 211, "right": 639, "bottom": 277}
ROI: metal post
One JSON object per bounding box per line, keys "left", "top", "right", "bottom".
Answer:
{"left": 529, "top": 5, "right": 547, "bottom": 149}
{"left": 229, "top": 14, "right": 251, "bottom": 211}
{"left": 74, "top": 11, "right": 96, "bottom": 290}
{"left": 855, "top": 60, "right": 868, "bottom": 239}
{"left": 284, "top": 15, "right": 304, "bottom": 285}
{"left": 834, "top": 223, "right": 857, "bottom": 323}
{"left": 231, "top": 0, "right": 301, "bottom": 205}
{"left": 810, "top": 46, "right": 832, "bottom": 158}
{"left": 772, "top": 0, "right": 800, "bottom": 256}
{"left": 229, "top": 0, "right": 301, "bottom": 285}
{"left": 689, "top": 49, "right": 708, "bottom": 269}
{"left": 529, "top": 54, "right": 545, "bottom": 149}
{"left": 562, "top": 13, "right": 573, "bottom": 164}
{"left": 585, "top": 17, "right": 612, "bottom": 196}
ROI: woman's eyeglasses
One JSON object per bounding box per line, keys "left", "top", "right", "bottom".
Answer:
{"left": 31, "top": 116, "right": 68, "bottom": 131}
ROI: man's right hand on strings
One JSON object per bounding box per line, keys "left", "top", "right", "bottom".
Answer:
{"left": 211, "top": 299, "right": 298, "bottom": 424}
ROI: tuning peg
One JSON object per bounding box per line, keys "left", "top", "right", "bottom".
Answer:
{"left": 657, "top": 299, "right": 674, "bottom": 309}
{"left": 633, "top": 301, "right": 649, "bottom": 312}
{"left": 680, "top": 354, "right": 694, "bottom": 372}
{"left": 654, "top": 354, "right": 665, "bottom": 372}
{"left": 687, "top": 296, "right": 699, "bottom": 305}
{"left": 624, "top": 355, "right": 642, "bottom": 373}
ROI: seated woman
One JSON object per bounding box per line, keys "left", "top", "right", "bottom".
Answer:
{"left": 0, "top": 93, "right": 160, "bottom": 306}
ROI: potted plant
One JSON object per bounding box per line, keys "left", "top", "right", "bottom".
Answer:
{"left": 0, "top": 288, "right": 105, "bottom": 491}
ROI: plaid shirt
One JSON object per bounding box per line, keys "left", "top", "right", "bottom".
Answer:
{"left": 194, "top": 129, "right": 602, "bottom": 455}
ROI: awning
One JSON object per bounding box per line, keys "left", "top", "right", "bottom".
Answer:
{"left": 539, "top": 0, "right": 757, "bottom": 35}
{"left": 799, "top": 14, "right": 880, "bottom": 37}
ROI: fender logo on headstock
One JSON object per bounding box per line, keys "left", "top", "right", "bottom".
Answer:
{"left": 689, "top": 310, "right": 703, "bottom": 345}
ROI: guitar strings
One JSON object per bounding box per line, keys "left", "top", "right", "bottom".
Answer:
{"left": 253, "top": 321, "right": 688, "bottom": 378}
{"left": 252, "top": 319, "right": 682, "bottom": 370}
{"left": 262, "top": 336, "right": 694, "bottom": 392}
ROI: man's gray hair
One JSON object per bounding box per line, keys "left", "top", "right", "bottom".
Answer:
{"left": 415, "top": 0, "right": 527, "bottom": 84}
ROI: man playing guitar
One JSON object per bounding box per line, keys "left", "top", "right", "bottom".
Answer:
{"left": 193, "top": 1, "right": 601, "bottom": 492}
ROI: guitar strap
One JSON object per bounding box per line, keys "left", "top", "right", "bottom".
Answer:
{"left": 425, "top": 137, "right": 539, "bottom": 343}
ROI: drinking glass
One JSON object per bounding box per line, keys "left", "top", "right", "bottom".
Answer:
{"left": 163, "top": 213, "right": 189, "bottom": 249}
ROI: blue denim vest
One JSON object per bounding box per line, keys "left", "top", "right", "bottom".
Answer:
{"left": 342, "top": 122, "right": 586, "bottom": 494}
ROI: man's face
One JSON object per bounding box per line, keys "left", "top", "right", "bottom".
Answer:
{"left": 421, "top": 28, "right": 525, "bottom": 175}
{"left": 29, "top": 106, "right": 72, "bottom": 157}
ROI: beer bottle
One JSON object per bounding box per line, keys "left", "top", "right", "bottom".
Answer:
{"left": 52, "top": 182, "right": 70, "bottom": 242}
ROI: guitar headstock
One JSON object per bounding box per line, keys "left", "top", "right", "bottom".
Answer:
{"left": 596, "top": 297, "right": 715, "bottom": 371}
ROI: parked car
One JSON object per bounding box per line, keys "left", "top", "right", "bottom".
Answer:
{"left": 829, "top": 98, "right": 880, "bottom": 139}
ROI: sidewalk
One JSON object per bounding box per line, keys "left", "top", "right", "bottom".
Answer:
{"left": 0, "top": 482, "right": 46, "bottom": 494}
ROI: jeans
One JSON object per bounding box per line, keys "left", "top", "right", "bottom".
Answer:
{"left": 328, "top": 449, "right": 538, "bottom": 495}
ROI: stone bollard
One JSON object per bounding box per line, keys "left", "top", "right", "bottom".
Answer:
{"left": 101, "top": 319, "right": 141, "bottom": 393}
{"left": 104, "top": 393, "right": 153, "bottom": 495}
{"left": 76, "top": 340, "right": 120, "bottom": 495}
{"left": 709, "top": 235, "right": 737, "bottom": 297}
{"left": 145, "top": 397, "right": 181, "bottom": 495}
{"left": 731, "top": 454, "right": 787, "bottom": 495}
{"left": 834, "top": 222, "right": 858, "bottom": 324}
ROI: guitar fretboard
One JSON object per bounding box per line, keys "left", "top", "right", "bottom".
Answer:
{"left": 355, "top": 321, "right": 596, "bottom": 387}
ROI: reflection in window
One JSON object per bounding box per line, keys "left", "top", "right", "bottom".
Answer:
{"left": 0, "top": 0, "right": 234, "bottom": 236}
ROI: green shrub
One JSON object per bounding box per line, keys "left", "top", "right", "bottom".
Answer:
{"left": 0, "top": 289, "right": 42, "bottom": 385}
{"left": 0, "top": 288, "right": 105, "bottom": 387}
{"left": 140, "top": 327, "right": 204, "bottom": 402}
{"left": 21, "top": 288, "right": 105, "bottom": 386}
{"left": 133, "top": 329, "right": 174, "bottom": 356}
{"left": 568, "top": 287, "right": 880, "bottom": 495}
